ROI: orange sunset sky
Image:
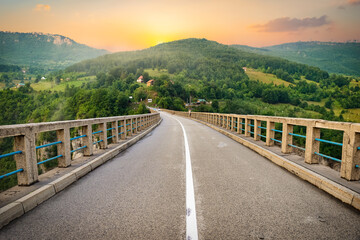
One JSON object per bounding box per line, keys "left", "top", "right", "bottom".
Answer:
{"left": 0, "top": 0, "right": 360, "bottom": 52}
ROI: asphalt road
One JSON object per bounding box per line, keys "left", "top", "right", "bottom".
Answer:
{"left": 1, "top": 112, "right": 360, "bottom": 239}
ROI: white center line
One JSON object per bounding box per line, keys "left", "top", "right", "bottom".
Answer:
{"left": 170, "top": 114, "right": 199, "bottom": 240}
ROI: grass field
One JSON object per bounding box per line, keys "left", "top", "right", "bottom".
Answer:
{"left": 144, "top": 68, "right": 174, "bottom": 78}
{"left": 350, "top": 79, "right": 360, "bottom": 88}
{"left": 31, "top": 76, "right": 96, "bottom": 92}
{"left": 307, "top": 99, "right": 360, "bottom": 122}
{"left": 246, "top": 68, "right": 292, "bottom": 86}
{"left": 343, "top": 109, "right": 360, "bottom": 122}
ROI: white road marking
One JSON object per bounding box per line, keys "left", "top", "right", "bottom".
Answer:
{"left": 169, "top": 114, "right": 199, "bottom": 240}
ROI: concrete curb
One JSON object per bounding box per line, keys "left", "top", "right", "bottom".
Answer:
{"left": 189, "top": 117, "right": 360, "bottom": 211}
{"left": 0, "top": 119, "right": 162, "bottom": 229}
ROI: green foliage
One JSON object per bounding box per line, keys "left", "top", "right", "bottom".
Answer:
{"left": 0, "top": 31, "right": 108, "bottom": 71}
{"left": 136, "top": 103, "right": 150, "bottom": 114}
{"left": 232, "top": 41, "right": 360, "bottom": 76}
{"left": 1, "top": 37, "right": 359, "bottom": 192}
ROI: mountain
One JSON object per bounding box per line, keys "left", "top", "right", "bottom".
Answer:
{"left": 0, "top": 31, "right": 109, "bottom": 70}
{"left": 67, "top": 38, "right": 328, "bottom": 83}
{"left": 231, "top": 42, "right": 360, "bottom": 76}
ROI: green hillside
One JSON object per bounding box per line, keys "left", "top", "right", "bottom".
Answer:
{"left": 231, "top": 42, "right": 360, "bottom": 76}
{"left": 1, "top": 38, "right": 359, "bottom": 191}
{"left": 0, "top": 31, "right": 109, "bottom": 71}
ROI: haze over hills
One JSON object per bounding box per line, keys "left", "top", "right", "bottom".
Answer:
{"left": 67, "top": 38, "right": 329, "bottom": 83}
{"left": 231, "top": 42, "right": 360, "bottom": 76}
{"left": 0, "top": 31, "right": 109, "bottom": 70}
{"left": 0, "top": 30, "right": 358, "bottom": 77}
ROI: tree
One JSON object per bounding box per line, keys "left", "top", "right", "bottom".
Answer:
{"left": 325, "top": 98, "right": 333, "bottom": 109}
{"left": 134, "top": 87, "right": 147, "bottom": 102}
{"left": 35, "top": 74, "right": 41, "bottom": 83}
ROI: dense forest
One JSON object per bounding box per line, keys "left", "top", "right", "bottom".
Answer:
{"left": 0, "top": 38, "right": 359, "bottom": 191}
{"left": 231, "top": 41, "right": 360, "bottom": 76}
{"left": 0, "top": 31, "right": 109, "bottom": 71}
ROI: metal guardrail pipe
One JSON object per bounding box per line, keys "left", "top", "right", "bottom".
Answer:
{"left": 164, "top": 109, "right": 360, "bottom": 181}
{"left": 0, "top": 113, "right": 160, "bottom": 186}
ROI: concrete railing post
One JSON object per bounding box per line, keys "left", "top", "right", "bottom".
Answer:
{"left": 305, "top": 124, "right": 320, "bottom": 164}
{"left": 245, "top": 118, "right": 250, "bottom": 137}
{"left": 99, "top": 122, "right": 108, "bottom": 149}
{"left": 133, "top": 118, "right": 137, "bottom": 134}
{"left": 14, "top": 132, "right": 38, "bottom": 186}
{"left": 281, "top": 123, "right": 293, "bottom": 154}
{"left": 128, "top": 119, "right": 132, "bottom": 136}
{"left": 340, "top": 127, "right": 360, "bottom": 180}
{"left": 56, "top": 127, "right": 71, "bottom": 167}
{"left": 112, "top": 121, "right": 119, "bottom": 143}
{"left": 138, "top": 117, "right": 141, "bottom": 131}
{"left": 254, "top": 119, "right": 261, "bottom": 141}
{"left": 266, "top": 120, "right": 275, "bottom": 146}
{"left": 120, "top": 119, "right": 126, "bottom": 140}
{"left": 82, "top": 124, "right": 93, "bottom": 156}
{"left": 231, "top": 116, "right": 234, "bottom": 132}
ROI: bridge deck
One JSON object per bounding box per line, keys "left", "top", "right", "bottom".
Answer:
{"left": 1, "top": 112, "right": 359, "bottom": 239}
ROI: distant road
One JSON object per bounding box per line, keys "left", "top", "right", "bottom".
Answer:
{"left": 1, "top": 112, "right": 359, "bottom": 239}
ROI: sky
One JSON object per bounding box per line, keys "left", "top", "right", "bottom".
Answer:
{"left": 0, "top": 0, "right": 359, "bottom": 52}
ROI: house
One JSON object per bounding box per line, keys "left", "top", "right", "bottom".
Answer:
{"left": 41, "top": 77, "right": 46, "bottom": 80}
{"left": 137, "top": 76, "right": 144, "bottom": 83}
{"left": 147, "top": 79, "right": 155, "bottom": 87}
{"left": 196, "top": 99, "right": 207, "bottom": 104}
{"left": 16, "top": 83, "right": 25, "bottom": 88}
{"left": 242, "top": 67, "right": 247, "bottom": 72}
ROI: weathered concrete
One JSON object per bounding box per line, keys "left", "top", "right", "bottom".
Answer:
{"left": 14, "top": 132, "right": 38, "bottom": 185}
{"left": 56, "top": 127, "right": 71, "bottom": 168}
{"left": 177, "top": 110, "right": 360, "bottom": 181}
{"left": 0, "top": 203, "right": 24, "bottom": 229}
{"left": 14, "top": 185, "right": 55, "bottom": 213}
{"left": 72, "top": 164, "right": 92, "bottom": 179}
{"left": 0, "top": 113, "right": 160, "bottom": 187}
{"left": 0, "top": 117, "right": 161, "bottom": 230}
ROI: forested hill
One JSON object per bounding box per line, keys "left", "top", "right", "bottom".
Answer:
{"left": 0, "top": 31, "right": 109, "bottom": 70}
{"left": 231, "top": 42, "right": 360, "bottom": 76}
{"left": 67, "top": 38, "right": 329, "bottom": 82}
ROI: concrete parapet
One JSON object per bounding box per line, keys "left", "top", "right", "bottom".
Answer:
{"left": 0, "top": 113, "right": 160, "bottom": 187}
{"left": 162, "top": 109, "right": 360, "bottom": 181}
{"left": 173, "top": 113, "right": 360, "bottom": 211}
{"left": 0, "top": 117, "right": 162, "bottom": 230}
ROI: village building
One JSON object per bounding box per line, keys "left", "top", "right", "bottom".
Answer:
{"left": 137, "top": 76, "right": 144, "bottom": 83}
{"left": 196, "top": 99, "right": 207, "bottom": 104}
{"left": 16, "top": 83, "right": 25, "bottom": 88}
{"left": 147, "top": 79, "right": 155, "bottom": 87}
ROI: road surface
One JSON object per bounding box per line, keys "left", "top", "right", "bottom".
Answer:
{"left": 1, "top": 112, "right": 359, "bottom": 239}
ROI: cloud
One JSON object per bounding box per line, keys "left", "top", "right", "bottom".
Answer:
{"left": 34, "top": 4, "right": 51, "bottom": 12}
{"left": 250, "top": 15, "right": 330, "bottom": 32}
{"left": 348, "top": 0, "right": 360, "bottom": 5}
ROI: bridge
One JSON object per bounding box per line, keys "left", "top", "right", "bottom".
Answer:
{"left": 0, "top": 110, "right": 359, "bottom": 239}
